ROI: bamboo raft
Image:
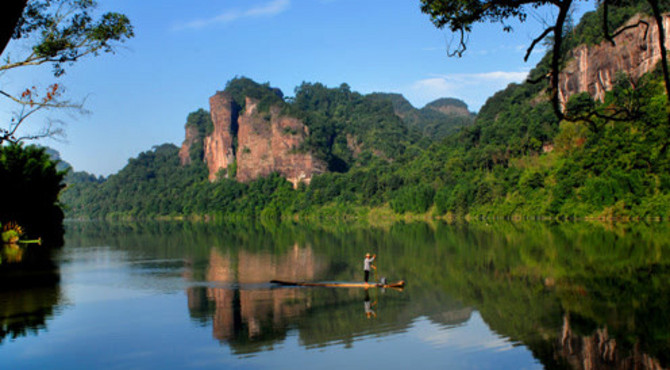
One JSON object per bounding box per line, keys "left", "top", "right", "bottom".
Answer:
{"left": 270, "top": 280, "right": 405, "bottom": 289}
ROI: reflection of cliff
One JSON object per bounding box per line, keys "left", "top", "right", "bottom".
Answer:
{"left": 558, "top": 314, "right": 665, "bottom": 370}
{"left": 187, "top": 245, "right": 327, "bottom": 353}
{"left": 185, "top": 242, "right": 472, "bottom": 354}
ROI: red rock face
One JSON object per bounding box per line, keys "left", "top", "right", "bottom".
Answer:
{"left": 178, "top": 125, "right": 200, "bottom": 166}
{"left": 236, "top": 98, "right": 325, "bottom": 187}
{"left": 204, "top": 92, "right": 236, "bottom": 182}
{"left": 201, "top": 94, "right": 325, "bottom": 187}
{"left": 559, "top": 14, "right": 670, "bottom": 106}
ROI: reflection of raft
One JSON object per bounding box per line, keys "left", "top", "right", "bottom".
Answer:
{"left": 270, "top": 280, "right": 405, "bottom": 289}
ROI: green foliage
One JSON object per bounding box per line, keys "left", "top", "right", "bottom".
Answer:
{"left": 565, "top": 3, "right": 661, "bottom": 49}
{"left": 185, "top": 108, "right": 213, "bottom": 137}
{"left": 224, "top": 77, "right": 284, "bottom": 113}
{"left": 227, "top": 160, "right": 237, "bottom": 179}
{"left": 390, "top": 184, "right": 435, "bottom": 214}
{"left": 183, "top": 108, "right": 212, "bottom": 162}
{"left": 12, "top": 0, "right": 134, "bottom": 77}
{"left": 293, "top": 82, "right": 415, "bottom": 171}
{"left": 368, "top": 93, "right": 474, "bottom": 140}
{"left": 0, "top": 144, "right": 65, "bottom": 239}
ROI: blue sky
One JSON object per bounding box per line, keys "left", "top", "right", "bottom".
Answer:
{"left": 0, "top": 0, "right": 598, "bottom": 176}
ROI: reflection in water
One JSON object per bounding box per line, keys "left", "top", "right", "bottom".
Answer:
{"left": 0, "top": 282, "right": 61, "bottom": 344}
{"left": 0, "top": 238, "right": 63, "bottom": 345}
{"left": 364, "top": 290, "right": 376, "bottom": 319}
{"left": 3, "top": 220, "right": 670, "bottom": 369}
{"left": 187, "top": 245, "right": 326, "bottom": 353}
{"left": 1, "top": 244, "right": 24, "bottom": 264}
{"left": 185, "top": 241, "right": 469, "bottom": 354}
{"left": 558, "top": 314, "right": 665, "bottom": 370}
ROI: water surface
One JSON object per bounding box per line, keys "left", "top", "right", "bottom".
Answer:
{"left": 1, "top": 221, "right": 669, "bottom": 369}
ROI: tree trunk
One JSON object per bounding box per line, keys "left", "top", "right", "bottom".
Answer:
{"left": 647, "top": 0, "right": 670, "bottom": 114}
{"left": 550, "top": 0, "right": 573, "bottom": 121}
{"left": 0, "top": 0, "right": 28, "bottom": 57}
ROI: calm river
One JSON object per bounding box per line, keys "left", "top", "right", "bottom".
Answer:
{"left": 1, "top": 221, "right": 669, "bottom": 369}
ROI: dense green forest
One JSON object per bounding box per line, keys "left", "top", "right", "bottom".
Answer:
{"left": 367, "top": 93, "right": 474, "bottom": 140}
{"left": 0, "top": 145, "right": 65, "bottom": 244}
{"left": 60, "top": 5, "right": 670, "bottom": 221}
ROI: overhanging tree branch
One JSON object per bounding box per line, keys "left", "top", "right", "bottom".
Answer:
{"left": 604, "top": 19, "right": 649, "bottom": 46}
{"left": 525, "top": 26, "right": 555, "bottom": 62}
{"left": 646, "top": 0, "right": 670, "bottom": 108}
{"left": 549, "top": 0, "right": 572, "bottom": 121}
{"left": 447, "top": 28, "right": 468, "bottom": 57}
{"left": 1, "top": 0, "right": 133, "bottom": 145}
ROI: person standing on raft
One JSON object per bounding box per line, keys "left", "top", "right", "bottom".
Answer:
{"left": 364, "top": 253, "right": 376, "bottom": 283}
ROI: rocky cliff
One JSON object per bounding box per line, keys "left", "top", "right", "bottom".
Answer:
{"left": 559, "top": 13, "right": 670, "bottom": 105}
{"left": 178, "top": 125, "right": 200, "bottom": 166}
{"left": 236, "top": 97, "right": 325, "bottom": 185}
{"left": 203, "top": 91, "right": 236, "bottom": 181}
{"left": 181, "top": 90, "right": 325, "bottom": 187}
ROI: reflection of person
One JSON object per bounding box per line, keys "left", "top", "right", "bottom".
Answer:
{"left": 364, "top": 253, "right": 376, "bottom": 283}
{"left": 364, "top": 290, "right": 377, "bottom": 319}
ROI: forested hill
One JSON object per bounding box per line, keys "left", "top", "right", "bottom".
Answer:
{"left": 61, "top": 4, "right": 670, "bottom": 220}
{"left": 367, "top": 93, "right": 474, "bottom": 140}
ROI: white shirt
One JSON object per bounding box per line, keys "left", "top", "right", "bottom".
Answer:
{"left": 364, "top": 256, "right": 375, "bottom": 271}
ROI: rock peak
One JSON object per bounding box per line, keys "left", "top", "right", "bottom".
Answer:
{"left": 179, "top": 89, "right": 325, "bottom": 187}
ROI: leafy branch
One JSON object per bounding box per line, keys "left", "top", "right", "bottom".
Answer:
{"left": 0, "top": 0, "right": 133, "bottom": 145}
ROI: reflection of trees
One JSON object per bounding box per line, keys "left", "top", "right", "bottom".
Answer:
{"left": 0, "top": 242, "right": 62, "bottom": 344}
{"left": 423, "top": 221, "right": 670, "bottom": 369}
{"left": 0, "top": 281, "right": 61, "bottom": 344}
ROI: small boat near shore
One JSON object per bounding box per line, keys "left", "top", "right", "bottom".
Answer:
{"left": 270, "top": 279, "right": 405, "bottom": 289}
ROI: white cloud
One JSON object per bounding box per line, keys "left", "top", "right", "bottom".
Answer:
{"left": 407, "top": 70, "right": 529, "bottom": 111}
{"left": 176, "top": 0, "right": 291, "bottom": 30}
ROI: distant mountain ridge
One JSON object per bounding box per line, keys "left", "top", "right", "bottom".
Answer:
{"left": 368, "top": 93, "right": 474, "bottom": 140}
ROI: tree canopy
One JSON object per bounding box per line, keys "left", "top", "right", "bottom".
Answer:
{"left": 0, "top": 0, "right": 134, "bottom": 144}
